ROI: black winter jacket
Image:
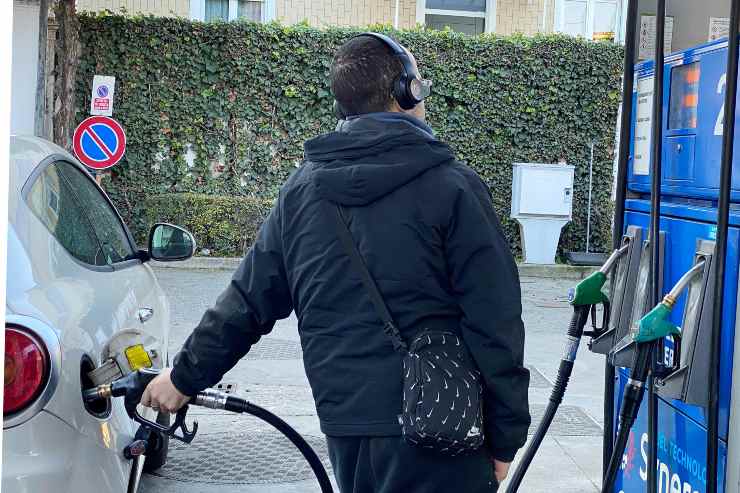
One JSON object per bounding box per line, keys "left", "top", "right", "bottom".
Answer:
{"left": 171, "top": 112, "right": 531, "bottom": 461}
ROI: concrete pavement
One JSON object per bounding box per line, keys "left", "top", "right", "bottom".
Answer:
{"left": 139, "top": 268, "right": 605, "bottom": 493}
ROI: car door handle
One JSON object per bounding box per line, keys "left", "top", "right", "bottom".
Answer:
{"left": 137, "top": 308, "right": 154, "bottom": 324}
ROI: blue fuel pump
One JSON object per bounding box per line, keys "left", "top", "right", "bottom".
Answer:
{"left": 596, "top": 2, "right": 740, "bottom": 492}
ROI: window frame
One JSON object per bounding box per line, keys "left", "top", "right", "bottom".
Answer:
{"left": 190, "top": 0, "right": 275, "bottom": 23}
{"left": 554, "top": 0, "right": 626, "bottom": 42}
{"left": 22, "top": 155, "right": 142, "bottom": 272}
{"left": 416, "top": 0, "right": 496, "bottom": 34}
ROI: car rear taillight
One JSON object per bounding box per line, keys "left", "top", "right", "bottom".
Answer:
{"left": 4, "top": 326, "right": 49, "bottom": 415}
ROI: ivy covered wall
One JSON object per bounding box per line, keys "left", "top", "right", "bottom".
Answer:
{"left": 72, "top": 14, "right": 623, "bottom": 257}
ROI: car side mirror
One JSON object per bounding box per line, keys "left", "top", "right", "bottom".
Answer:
{"left": 148, "top": 223, "right": 196, "bottom": 262}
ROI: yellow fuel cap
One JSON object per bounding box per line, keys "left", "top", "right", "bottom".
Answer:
{"left": 124, "top": 344, "right": 153, "bottom": 371}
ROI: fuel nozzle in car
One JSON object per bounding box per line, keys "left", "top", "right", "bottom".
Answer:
{"left": 601, "top": 259, "right": 706, "bottom": 492}
{"left": 85, "top": 368, "right": 334, "bottom": 493}
{"left": 505, "top": 246, "right": 626, "bottom": 492}
{"left": 84, "top": 367, "right": 198, "bottom": 443}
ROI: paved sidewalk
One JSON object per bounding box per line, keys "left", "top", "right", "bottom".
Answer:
{"left": 140, "top": 268, "right": 605, "bottom": 493}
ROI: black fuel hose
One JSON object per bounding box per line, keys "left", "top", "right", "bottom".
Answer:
{"left": 85, "top": 370, "right": 334, "bottom": 493}
{"left": 194, "top": 391, "right": 334, "bottom": 493}
{"left": 505, "top": 304, "right": 591, "bottom": 492}
{"left": 601, "top": 342, "right": 652, "bottom": 492}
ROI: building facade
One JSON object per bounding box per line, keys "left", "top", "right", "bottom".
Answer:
{"left": 75, "top": 0, "right": 630, "bottom": 39}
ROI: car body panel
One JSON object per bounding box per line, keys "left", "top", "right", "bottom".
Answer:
{"left": 3, "top": 410, "right": 129, "bottom": 493}
{"left": 4, "top": 136, "right": 171, "bottom": 493}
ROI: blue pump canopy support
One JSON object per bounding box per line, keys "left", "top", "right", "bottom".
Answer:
{"left": 709, "top": 2, "right": 740, "bottom": 492}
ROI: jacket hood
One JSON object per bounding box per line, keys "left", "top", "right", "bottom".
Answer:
{"left": 306, "top": 113, "right": 455, "bottom": 206}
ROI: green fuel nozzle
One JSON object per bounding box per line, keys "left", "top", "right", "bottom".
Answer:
{"left": 568, "top": 270, "right": 608, "bottom": 306}
{"left": 633, "top": 300, "right": 680, "bottom": 343}
{"left": 567, "top": 245, "right": 628, "bottom": 307}
{"left": 632, "top": 259, "right": 706, "bottom": 343}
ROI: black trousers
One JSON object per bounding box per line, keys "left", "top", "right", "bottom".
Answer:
{"left": 326, "top": 435, "right": 500, "bottom": 493}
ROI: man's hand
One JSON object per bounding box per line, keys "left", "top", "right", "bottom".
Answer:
{"left": 492, "top": 459, "right": 511, "bottom": 483}
{"left": 140, "top": 368, "right": 190, "bottom": 414}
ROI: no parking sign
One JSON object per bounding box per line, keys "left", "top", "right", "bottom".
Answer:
{"left": 72, "top": 116, "right": 126, "bottom": 170}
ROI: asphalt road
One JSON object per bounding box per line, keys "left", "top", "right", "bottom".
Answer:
{"left": 139, "top": 267, "right": 605, "bottom": 493}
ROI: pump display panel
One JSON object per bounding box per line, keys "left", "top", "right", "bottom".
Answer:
{"left": 628, "top": 39, "right": 740, "bottom": 200}
{"left": 669, "top": 62, "right": 700, "bottom": 130}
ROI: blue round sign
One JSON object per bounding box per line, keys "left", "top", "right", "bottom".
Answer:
{"left": 97, "top": 85, "right": 109, "bottom": 98}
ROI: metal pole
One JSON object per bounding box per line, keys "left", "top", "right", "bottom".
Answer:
{"left": 708, "top": 3, "right": 740, "bottom": 492}
{"left": 647, "top": 2, "right": 666, "bottom": 492}
{"left": 586, "top": 142, "right": 594, "bottom": 254}
{"left": 604, "top": 0, "right": 639, "bottom": 478}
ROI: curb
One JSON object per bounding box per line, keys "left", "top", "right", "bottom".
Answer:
{"left": 518, "top": 263, "right": 597, "bottom": 280}
{"left": 153, "top": 257, "right": 597, "bottom": 280}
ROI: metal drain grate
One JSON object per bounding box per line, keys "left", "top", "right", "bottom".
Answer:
{"left": 528, "top": 404, "right": 602, "bottom": 436}
{"left": 527, "top": 366, "right": 552, "bottom": 388}
{"left": 246, "top": 338, "right": 303, "bottom": 360}
{"left": 153, "top": 431, "right": 331, "bottom": 484}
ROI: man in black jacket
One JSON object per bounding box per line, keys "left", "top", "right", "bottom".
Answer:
{"left": 142, "top": 33, "right": 530, "bottom": 492}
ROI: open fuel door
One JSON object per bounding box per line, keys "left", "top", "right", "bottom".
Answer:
{"left": 656, "top": 240, "right": 716, "bottom": 407}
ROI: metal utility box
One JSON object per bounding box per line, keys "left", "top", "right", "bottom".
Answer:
{"left": 511, "top": 163, "right": 575, "bottom": 265}
{"left": 511, "top": 163, "right": 575, "bottom": 218}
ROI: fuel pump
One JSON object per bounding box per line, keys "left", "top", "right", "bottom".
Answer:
{"left": 580, "top": 0, "right": 740, "bottom": 491}
{"left": 602, "top": 257, "right": 708, "bottom": 492}
{"left": 84, "top": 369, "right": 334, "bottom": 493}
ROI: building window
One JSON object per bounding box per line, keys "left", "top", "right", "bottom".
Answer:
{"left": 421, "top": 0, "right": 492, "bottom": 35}
{"left": 205, "top": 0, "right": 229, "bottom": 21}
{"left": 238, "top": 0, "right": 263, "bottom": 22}
{"left": 192, "top": 0, "right": 272, "bottom": 22}
{"left": 555, "top": 0, "right": 624, "bottom": 41}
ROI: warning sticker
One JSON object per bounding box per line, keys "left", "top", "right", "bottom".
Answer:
{"left": 633, "top": 77, "right": 654, "bottom": 176}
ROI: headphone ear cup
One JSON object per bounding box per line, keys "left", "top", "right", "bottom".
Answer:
{"left": 393, "top": 74, "right": 417, "bottom": 110}
{"left": 333, "top": 100, "right": 347, "bottom": 120}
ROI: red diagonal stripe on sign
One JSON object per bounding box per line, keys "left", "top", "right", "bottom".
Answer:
{"left": 84, "top": 126, "right": 114, "bottom": 159}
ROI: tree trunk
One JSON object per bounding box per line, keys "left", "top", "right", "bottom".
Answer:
{"left": 52, "top": 0, "right": 79, "bottom": 150}
{"left": 34, "top": 0, "right": 49, "bottom": 138}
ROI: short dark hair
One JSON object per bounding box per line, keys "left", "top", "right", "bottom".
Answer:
{"left": 330, "top": 36, "right": 404, "bottom": 116}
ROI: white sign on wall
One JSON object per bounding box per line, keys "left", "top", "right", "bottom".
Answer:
{"left": 638, "top": 15, "right": 674, "bottom": 60}
{"left": 90, "top": 75, "right": 116, "bottom": 116}
{"left": 709, "top": 17, "right": 730, "bottom": 42}
{"left": 633, "top": 77, "right": 654, "bottom": 176}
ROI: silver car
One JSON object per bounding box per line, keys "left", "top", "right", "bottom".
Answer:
{"left": 4, "top": 135, "right": 195, "bottom": 492}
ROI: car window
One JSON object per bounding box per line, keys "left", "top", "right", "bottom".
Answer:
{"left": 56, "top": 162, "right": 137, "bottom": 264}
{"left": 26, "top": 164, "right": 107, "bottom": 266}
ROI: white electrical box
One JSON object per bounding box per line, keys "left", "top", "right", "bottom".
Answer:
{"left": 511, "top": 163, "right": 575, "bottom": 219}
{"left": 511, "top": 163, "right": 576, "bottom": 265}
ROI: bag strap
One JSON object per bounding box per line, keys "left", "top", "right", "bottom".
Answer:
{"left": 333, "top": 205, "right": 408, "bottom": 353}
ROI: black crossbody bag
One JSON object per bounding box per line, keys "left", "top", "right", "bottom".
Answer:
{"left": 333, "top": 205, "right": 485, "bottom": 455}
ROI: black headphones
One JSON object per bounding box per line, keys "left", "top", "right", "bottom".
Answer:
{"left": 333, "top": 32, "right": 432, "bottom": 120}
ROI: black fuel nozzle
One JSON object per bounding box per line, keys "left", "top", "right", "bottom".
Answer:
{"left": 85, "top": 368, "right": 198, "bottom": 444}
